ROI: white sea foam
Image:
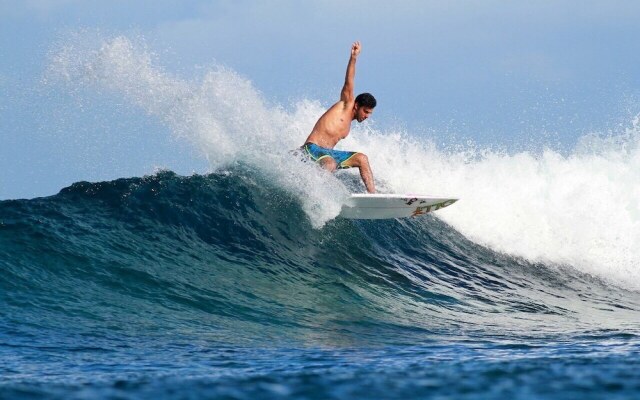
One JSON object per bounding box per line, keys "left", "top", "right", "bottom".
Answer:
{"left": 352, "top": 120, "right": 640, "bottom": 290}
{"left": 47, "top": 35, "right": 640, "bottom": 288}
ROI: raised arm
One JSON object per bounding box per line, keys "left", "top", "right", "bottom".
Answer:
{"left": 340, "top": 41, "right": 361, "bottom": 103}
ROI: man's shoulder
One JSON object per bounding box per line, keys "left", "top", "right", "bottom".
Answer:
{"left": 328, "top": 99, "right": 354, "bottom": 112}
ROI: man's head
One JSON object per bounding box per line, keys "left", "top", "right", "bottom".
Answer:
{"left": 354, "top": 93, "right": 376, "bottom": 122}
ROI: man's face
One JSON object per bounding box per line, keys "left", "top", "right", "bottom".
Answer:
{"left": 355, "top": 105, "right": 374, "bottom": 122}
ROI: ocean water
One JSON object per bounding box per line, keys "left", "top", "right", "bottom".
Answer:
{"left": 2, "top": 35, "right": 640, "bottom": 399}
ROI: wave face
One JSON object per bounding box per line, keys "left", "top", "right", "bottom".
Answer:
{"left": 2, "top": 170, "right": 639, "bottom": 339}
{"left": 2, "top": 171, "right": 640, "bottom": 399}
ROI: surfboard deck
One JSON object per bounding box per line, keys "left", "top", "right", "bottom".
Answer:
{"left": 339, "top": 194, "right": 458, "bottom": 220}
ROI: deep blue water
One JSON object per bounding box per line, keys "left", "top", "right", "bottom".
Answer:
{"left": 2, "top": 170, "right": 640, "bottom": 399}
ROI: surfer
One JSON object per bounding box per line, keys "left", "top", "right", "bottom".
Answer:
{"left": 300, "top": 41, "right": 377, "bottom": 193}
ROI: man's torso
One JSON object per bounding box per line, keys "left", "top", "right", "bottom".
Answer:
{"left": 304, "top": 100, "right": 354, "bottom": 148}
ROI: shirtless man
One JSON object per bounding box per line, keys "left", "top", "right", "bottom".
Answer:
{"left": 301, "top": 41, "right": 377, "bottom": 193}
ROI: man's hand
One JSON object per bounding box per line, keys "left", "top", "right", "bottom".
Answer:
{"left": 351, "top": 41, "right": 361, "bottom": 58}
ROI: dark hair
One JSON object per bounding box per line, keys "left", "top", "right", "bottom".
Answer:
{"left": 355, "top": 92, "right": 377, "bottom": 108}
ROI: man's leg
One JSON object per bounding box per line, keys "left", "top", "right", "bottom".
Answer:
{"left": 319, "top": 157, "right": 338, "bottom": 172}
{"left": 343, "top": 153, "right": 376, "bottom": 193}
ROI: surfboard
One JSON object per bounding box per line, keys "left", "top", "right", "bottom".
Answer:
{"left": 339, "top": 194, "right": 458, "bottom": 220}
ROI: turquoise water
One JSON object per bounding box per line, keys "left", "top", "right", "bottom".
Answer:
{"left": 2, "top": 170, "right": 640, "bottom": 399}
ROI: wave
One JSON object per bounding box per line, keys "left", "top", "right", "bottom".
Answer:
{"left": 2, "top": 171, "right": 639, "bottom": 347}
{"left": 42, "top": 33, "right": 640, "bottom": 291}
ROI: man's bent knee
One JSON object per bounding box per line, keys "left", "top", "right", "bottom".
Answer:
{"left": 320, "top": 157, "right": 338, "bottom": 172}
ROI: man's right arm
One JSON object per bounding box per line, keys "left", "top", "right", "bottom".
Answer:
{"left": 340, "top": 41, "right": 360, "bottom": 104}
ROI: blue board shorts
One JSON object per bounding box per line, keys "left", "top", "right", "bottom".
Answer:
{"left": 300, "top": 143, "right": 357, "bottom": 169}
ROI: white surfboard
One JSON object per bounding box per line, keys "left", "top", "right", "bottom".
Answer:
{"left": 339, "top": 194, "right": 458, "bottom": 220}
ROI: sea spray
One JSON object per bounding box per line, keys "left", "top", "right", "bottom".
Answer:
{"left": 47, "top": 35, "right": 348, "bottom": 227}
{"left": 335, "top": 117, "right": 640, "bottom": 288}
